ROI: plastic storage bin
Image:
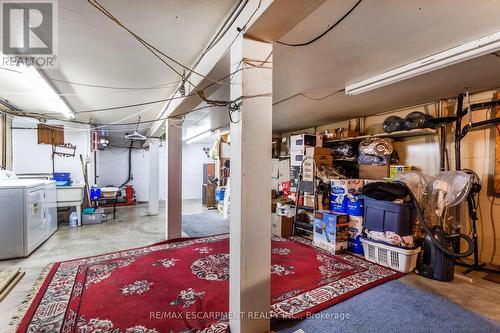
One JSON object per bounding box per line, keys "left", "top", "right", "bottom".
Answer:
{"left": 360, "top": 237, "right": 420, "bottom": 273}
{"left": 82, "top": 209, "right": 106, "bottom": 225}
{"left": 363, "top": 197, "right": 415, "bottom": 235}
{"left": 53, "top": 172, "right": 71, "bottom": 186}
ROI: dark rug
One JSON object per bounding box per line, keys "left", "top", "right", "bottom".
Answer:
{"left": 182, "top": 212, "right": 229, "bottom": 237}
{"left": 272, "top": 280, "right": 500, "bottom": 333}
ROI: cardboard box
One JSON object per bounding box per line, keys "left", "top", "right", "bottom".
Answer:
{"left": 305, "top": 147, "right": 333, "bottom": 165}
{"left": 290, "top": 134, "right": 316, "bottom": 151}
{"left": 278, "top": 159, "right": 290, "bottom": 181}
{"left": 390, "top": 165, "right": 413, "bottom": 178}
{"left": 272, "top": 158, "right": 280, "bottom": 178}
{"left": 359, "top": 164, "right": 390, "bottom": 180}
{"left": 305, "top": 147, "right": 332, "bottom": 157}
{"left": 338, "top": 130, "right": 360, "bottom": 140}
{"left": 302, "top": 157, "right": 333, "bottom": 181}
{"left": 272, "top": 213, "right": 293, "bottom": 237}
{"left": 220, "top": 142, "right": 230, "bottom": 158}
{"left": 303, "top": 193, "right": 323, "bottom": 208}
{"left": 290, "top": 150, "right": 304, "bottom": 167}
{"left": 313, "top": 210, "right": 349, "bottom": 254}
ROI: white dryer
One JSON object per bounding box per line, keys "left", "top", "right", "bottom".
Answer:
{"left": 0, "top": 171, "right": 57, "bottom": 259}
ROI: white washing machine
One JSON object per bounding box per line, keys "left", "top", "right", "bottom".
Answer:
{"left": 0, "top": 171, "right": 57, "bottom": 259}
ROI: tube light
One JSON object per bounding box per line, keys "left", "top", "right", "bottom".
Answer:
{"left": 184, "top": 130, "right": 213, "bottom": 144}
{"left": 3, "top": 64, "right": 75, "bottom": 118}
{"left": 345, "top": 31, "right": 500, "bottom": 96}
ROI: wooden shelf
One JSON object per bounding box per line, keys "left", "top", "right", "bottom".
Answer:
{"left": 323, "top": 128, "right": 437, "bottom": 144}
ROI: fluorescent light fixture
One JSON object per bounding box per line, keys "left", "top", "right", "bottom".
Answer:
{"left": 3, "top": 64, "right": 75, "bottom": 118}
{"left": 184, "top": 130, "right": 213, "bottom": 144}
{"left": 345, "top": 31, "right": 500, "bottom": 96}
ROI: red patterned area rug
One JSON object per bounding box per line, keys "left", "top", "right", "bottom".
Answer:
{"left": 16, "top": 235, "right": 402, "bottom": 333}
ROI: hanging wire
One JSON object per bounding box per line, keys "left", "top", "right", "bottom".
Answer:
{"left": 276, "top": 0, "right": 362, "bottom": 47}
{"left": 4, "top": 0, "right": 267, "bottom": 129}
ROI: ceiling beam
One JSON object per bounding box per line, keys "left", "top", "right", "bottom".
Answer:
{"left": 245, "top": 0, "right": 327, "bottom": 42}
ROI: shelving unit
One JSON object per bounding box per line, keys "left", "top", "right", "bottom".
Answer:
{"left": 323, "top": 128, "right": 437, "bottom": 144}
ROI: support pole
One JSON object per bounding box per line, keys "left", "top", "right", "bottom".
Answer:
{"left": 166, "top": 119, "right": 182, "bottom": 239}
{"left": 229, "top": 35, "right": 273, "bottom": 333}
{"left": 148, "top": 138, "right": 160, "bottom": 215}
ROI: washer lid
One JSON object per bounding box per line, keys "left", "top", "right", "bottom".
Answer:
{"left": 0, "top": 178, "right": 47, "bottom": 188}
{"left": 0, "top": 170, "right": 18, "bottom": 181}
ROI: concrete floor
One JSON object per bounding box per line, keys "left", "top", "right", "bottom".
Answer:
{"left": 0, "top": 201, "right": 499, "bottom": 332}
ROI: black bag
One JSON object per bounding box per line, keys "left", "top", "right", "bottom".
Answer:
{"left": 362, "top": 182, "right": 410, "bottom": 202}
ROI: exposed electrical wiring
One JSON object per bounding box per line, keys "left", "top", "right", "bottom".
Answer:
{"left": 276, "top": 0, "right": 362, "bottom": 47}
{"left": 3, "top": 0, "right": 265, "bottom": 129}
{"left": 1, "top": 103, "right": 219, "bottom": 131}
{"left": 4, "top": 62, "right": 267, "bottom": 117}
{"left": 142, "top": 0, "right": 262, "bottom": 128}
{"left": 89, "top": 0, "right": 249, "bottom": 90}
{"left": 0, "top": 66, "right": 183, "bottom": 91}
{"left": 45, "top": 78, "right": 182, "bottom": 90}
{"left": 203, "top": 0, "right": 248, "bottom": 54}
{"left": 88, "top": 0, "right": 198, "bottom": 88}
{"left": 273, "top": 89, "right": 344, "bottom": 106}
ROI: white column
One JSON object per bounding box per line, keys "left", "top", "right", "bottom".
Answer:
{"left": 165, "top": 119, "right": 182, "bottom": 239}
{"left": 229, "top": 35, "right": 273, "bottom": 333}
{"left": 148, "top": 138, "right": 160, "bottom": 215}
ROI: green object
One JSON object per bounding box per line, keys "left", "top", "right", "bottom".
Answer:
{"left": 83, "top": 208, "right": 95, "bottom": 214}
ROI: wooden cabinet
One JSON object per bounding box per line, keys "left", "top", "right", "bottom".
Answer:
{"left": 202, "top": 163, "right": 216, "bottom": 208}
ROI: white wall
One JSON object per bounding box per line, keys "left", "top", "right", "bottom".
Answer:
{"left": 97, "top": 142, "right": 211, "bottom": 201}
{"left": 182, "top": 142, "right": 213, "bottom": 200}
{"left": 12, "top": 118, "right": 94, "bottom": 184}
{"left": 97, "top": 146, "right": 153, "bottom": 202}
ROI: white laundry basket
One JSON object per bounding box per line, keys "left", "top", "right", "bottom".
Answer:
{"left": 360, "top": 237, "right": 421, "bottom": 273}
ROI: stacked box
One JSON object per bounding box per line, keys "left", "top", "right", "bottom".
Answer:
{"left": 348, "top": 216, "right": 364, "bottom": 254}
{"left": 290, "top": 134, "right": 316, "bottom": 193}
{"left": 330, "top": 179, "right": 363, "bottom": 213}
{"left": 389, "top": 165, "right": 413, "bottom": 178}
{"left": 313, "top": 210, "right": 349, "bottom": 254}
